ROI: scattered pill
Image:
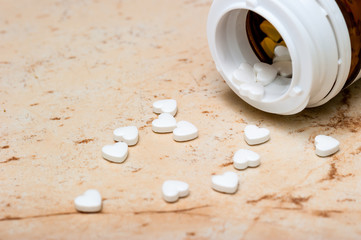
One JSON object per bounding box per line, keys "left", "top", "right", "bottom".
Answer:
{"left": 152, "top": 113, "right": 177, "bottom": 133}
{"left": 162, "top": 180, "right": 189, "bottom": 203}
{"left": 153, "top": 99, "right": 177, "bottom": 116}
{"left": 272, "top": 61, "right": 293, "bottom": 77}
{"left": 113, "top": 126, "right": 139, "bottom": 146}
{"left": 211, "top": 171, "right": 239, "bottom": 194}
{"left": 244, "top": 125, "right": 270, "bottom": 145}
{"left": 94, "top": 93, "right": 342, "bottom": 205}
{"left": 254, "top": 62, "right": 278, "bottom": 86}
{"left": 74, "top": 189, "right": 102, "bottom": 213}
{"left": 173, "top": 121, "right": 198, "bottom": 142}
{"left": 239, "top": 82, "right": 265, "bottom": 101}
{"left": 102, "top": 142, "right": 128, "bottom": 163}
{"left": 233, "top": 149, "right": 261, "bottom": 170}
{"left": 315, "top": 135, "right": 340, "bottom": 157}
{"left": 232, "top": 63, "right": 255, "bottom": 86}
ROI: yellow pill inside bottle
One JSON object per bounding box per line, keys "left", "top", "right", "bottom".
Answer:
{"left": 260, "top": 20, "right": 282, "bottom": 42}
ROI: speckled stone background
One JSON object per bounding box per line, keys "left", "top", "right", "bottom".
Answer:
{"left": 1, "top": 0, "right": 361, "bottom": 239}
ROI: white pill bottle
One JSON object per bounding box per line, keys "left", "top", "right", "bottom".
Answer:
{"left": 207, "top": 0, "right": 361, "bottom": 114}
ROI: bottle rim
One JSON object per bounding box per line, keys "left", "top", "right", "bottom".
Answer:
{"left": 207, "top": 0, "right": 351, "bottom": 114}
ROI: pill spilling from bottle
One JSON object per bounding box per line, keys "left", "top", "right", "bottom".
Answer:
{"left": 207, "top": 0, "right": 361, "bottom": 114}
{"left": 231, "top": 44, "right": 292, "bottom": 101}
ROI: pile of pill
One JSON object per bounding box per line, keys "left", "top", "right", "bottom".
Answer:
{"left": 259, "top": 20, "right": 286, "bottom": 58}
{"left": 101, "top": 126, "right": 138, "bottom": 163}
{"left": 151, "top": 99, "right": 198, "bottom": 142}
{"left": 100, "top": 99, "right": 198, "bottom": 166}
{"left": 232, "top": 44, "right": 292, "bottom": 100}
{"left": 74, "top": 99, "right": 340, "bottom": 211}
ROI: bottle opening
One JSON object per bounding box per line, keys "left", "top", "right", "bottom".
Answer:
{"left": 208, "top": 0, "right": 354, "bottom": 114}
{"left": 246, "top": 11, "right": 287, "bottom": 64}
{"left": 214, "top": 9, "right": 293, "bottom": 103}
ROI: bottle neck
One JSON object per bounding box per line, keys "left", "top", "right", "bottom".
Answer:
{"left": 335, "top": 0, "right": 361, "bottom": 87}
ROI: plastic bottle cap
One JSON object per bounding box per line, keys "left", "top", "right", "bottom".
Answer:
{"left": 207, "top": 0, "right": 351, "bottom": 114}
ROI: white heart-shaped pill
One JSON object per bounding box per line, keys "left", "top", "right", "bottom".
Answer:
{"left": 153, "top": 99, "right": 177, "bottom": 116}
{"left": 173, "top": 121, "right": 198, "bottom": 142}
{"left": 152, "top": 113, "right": 177, "bottom": 133}
{"left": 273, "top": 55, "right": 291, "bottom": 63}
{"left": 162, "top": 180, "right": 189, "bottom": 203}
{"left": 74, "top": 189, "right": 102, "bottom": 213}
{"left": 102, "top": 142, "right": 128, "bottom": 163}
{"left": 274, "top": 45, "right": 290, "bottom": 57}
{"left": 254, "top": 62, "right": 277, "bottom": 86}
{"left": 233, "top": 149, "right": 261, "bottom": 170}
{"left": 244, "top": 125, "right": 270, "bottom": 145}
{"left": 315, "top": 135, "right": 340, "bottom": 157}
{"left": 239, "top": 62, "right": 255, "bottom": 72}
{"left": 239, "top": 82, "right": 264, "bottom": 101}
{"left": 232, "top": 63, "right": 256, "bottom": 86}
{"left": 272, "top": 61, "right": 293, "bottom": 77}
{"left": 113, "top": 126, "right": 138, "bottom": 146}
{"left": 211, "top": 171, "right": 239, "bottom": 194}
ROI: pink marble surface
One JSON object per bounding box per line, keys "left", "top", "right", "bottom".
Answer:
{"left": 1, "top": 0, "right": 361, "bottom": 239}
